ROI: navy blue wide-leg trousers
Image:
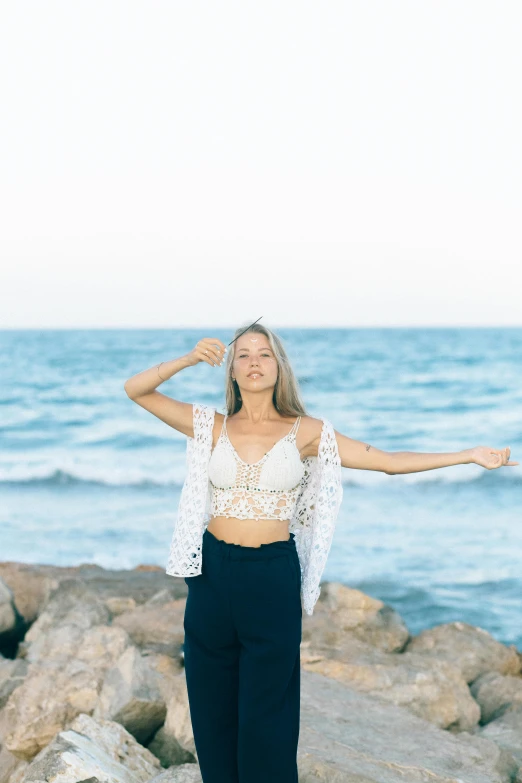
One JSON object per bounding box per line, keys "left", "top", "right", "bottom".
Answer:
{"left": 183, "top": 527, "right": 302, "bottom": 783}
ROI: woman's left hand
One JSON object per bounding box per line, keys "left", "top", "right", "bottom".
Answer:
{"left": 470, "top": 446, "right": 519, "bottom": 470}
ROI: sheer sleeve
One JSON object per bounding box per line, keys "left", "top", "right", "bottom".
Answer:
{"left": 166, "top": 402, "right": 216, "bottom": 577}
{"left": 289, "top": 417, "right": 343, "bottom": 614}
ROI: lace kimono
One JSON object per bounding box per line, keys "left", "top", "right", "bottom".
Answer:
{"left": 166, "top": 402, "right": 343, "bottom": 616}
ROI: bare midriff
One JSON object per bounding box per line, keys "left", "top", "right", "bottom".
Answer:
{"left": 206, "top": 516, "right": 291, "bottom": 547}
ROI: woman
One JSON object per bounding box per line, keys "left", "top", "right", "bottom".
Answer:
{"left": 124, "top": 321, "right": 516, "bottom": 783}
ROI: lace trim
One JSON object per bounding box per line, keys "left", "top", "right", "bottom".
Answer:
{"left": 209, "top": 482, "right": 302, "bottom": 521}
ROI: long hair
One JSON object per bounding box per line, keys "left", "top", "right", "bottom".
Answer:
{"left": 224, "top": 322, "right": 308, "bottom": 417}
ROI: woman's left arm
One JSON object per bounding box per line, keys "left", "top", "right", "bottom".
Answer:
{"left": 334, "top": 430, "right": 519, "bottom": 474}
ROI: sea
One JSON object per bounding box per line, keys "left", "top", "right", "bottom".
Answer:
{"left": 1, "top": 327, "right": 521, "bottom": 647}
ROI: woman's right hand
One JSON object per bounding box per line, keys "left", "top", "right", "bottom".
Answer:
{"left": 184, "top": 337, "right": 227, "bottom": 368}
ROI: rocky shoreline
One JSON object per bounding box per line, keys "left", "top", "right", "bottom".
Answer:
{"left": 1, "top": 560, "right": 521, "bottom": 782}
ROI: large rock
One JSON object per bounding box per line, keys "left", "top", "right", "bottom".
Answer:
{"left": 304, "top": 583, "right": 410, "bottom": 653}
{"left": 19, "top": 581, "right": 111, "bottom": 663}
{"left": 12, "top": 712, "right": 162, "bottom": 782}
{"left": 480, "top": 707, "right": 522, "bottom": 767}
{"left": 104, "top": 588, "right": 178, "bottom": 621}
{"left": 106, "top": 595, "right": 138, "bottom": 616}
{"left": 0, "top": 561, "right": 187, "bottom": 631}
{"left": 0, "top": 658, "right": 28, "bottom": 713}
{"left": 0, "top": 746, "right": 26, "bottom": 783}
{"left": 471, "top": 671, "right": 522, "bottom": 723}
{"left": 405, "top": 622, "right": 521, "bottom": 683}
{"left": 149, "top": 767, "right": 202, "bottom": 783}
{"left": 0, "top": 579, "right": 24, "bottom": 658}
{"left": 0, "top": 580, "right": 16, "bottom": 635}
{"left": 3, "top": 577, "right": 132, "bottom": 759}
{"left": 113, "top": 598, "right": 186, "bottom": 655}
{"left": 148, "top": 673, "right": 197, "bottom": 767}
{"left": 93, "top": 646, "right": 181, "bottom": 744}
{"left": 298, "top": 669, "right": 518, "bottom": 782}
{"left": 302, "top": 640, "right": 480, "bottom": 730}
{"left": 3, "top": 624, "right": 130, "bottom": 760}
{"left": 0, "top": 566, "right": 57, "bottom": 627}
{"left": 0, "top": 709, "right": 27, "bottom": 783}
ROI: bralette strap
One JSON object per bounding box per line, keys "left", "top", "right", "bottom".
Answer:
{"left": 288, "top": 416, "right": 301, "bottom": 438}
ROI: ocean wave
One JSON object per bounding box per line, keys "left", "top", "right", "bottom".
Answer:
{"left": 0, "top": 463, "right": 519, "bottom": 489}
{"left": 0, "top": 466, "right": 188, "bottom": 488}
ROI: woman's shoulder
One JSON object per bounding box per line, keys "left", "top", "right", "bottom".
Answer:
{"left": 298, "top": 415, "right": 324, "bottom": 459}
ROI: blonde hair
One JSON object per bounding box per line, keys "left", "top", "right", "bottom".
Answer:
{"left": 224, "top": 322, "right": 308, "bottom": 417}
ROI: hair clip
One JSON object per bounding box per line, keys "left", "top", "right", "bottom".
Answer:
{"left": 228, "top": 316, "right": 263, "bottom": 346}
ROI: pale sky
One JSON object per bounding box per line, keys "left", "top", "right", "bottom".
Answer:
{"left": 1, "top": 1, "right": 521, "bottom": 328}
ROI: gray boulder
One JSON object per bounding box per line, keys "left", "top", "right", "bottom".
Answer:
{"left": 298, "top": 669, "right": 518, "bottom": 782}
{"left": 0, "top": 580, "right": 16, "bottom": 635}
{"left": 3, "top": 624, "right": 130, "bottom": 760}
{"left": 305, "top": 583, "right": 410, "bottom": 653}
{"left": 0, "top": 561, "right": 186, "bottom": 627}
{"left": 149, "top": 765, "right": 201, "bottom": 782}
{"left": 12, "top": 712, "right": 162, "bottom": 782}
{"left": 93, "top": 646, "right": 181, "bottom": 744}
{"left": 471, "top": 671, "right": 522, "bottom": 723}
{"left": 480, "top": 707, "right": 522, "bottom": 768}
{"left": 20, "top": 581, "right": 111, "bottom": 663}
{"left": 301, "top": 638, "right": 480, "bottom": 730}
{"left": 147, "top": 673, "right": 198, "bottom": 767}
{"left": 0, "top": 565, "right": 57, "bottom": 627}
{"left": 0, "top": 658, "right": 28, "bottom": 713}
{"left": 112, "top": 597, "right": 186, "bottom": 656}
{"left": 405, "top": 621, "right": 521, "bottom": 683}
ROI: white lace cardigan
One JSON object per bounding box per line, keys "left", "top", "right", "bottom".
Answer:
{"left": 166, "top": 402, "right": 343, "bottom": 615}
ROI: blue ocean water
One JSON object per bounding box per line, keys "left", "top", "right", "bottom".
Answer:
{"left": 1, "top": 327, "right": 521, "bottom": 647}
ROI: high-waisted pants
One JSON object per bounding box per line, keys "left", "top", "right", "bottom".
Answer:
{"left": 183, "top": 526, "right": 302, "bottom": 783}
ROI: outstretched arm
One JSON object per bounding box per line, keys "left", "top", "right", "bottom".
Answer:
{"left": 333, "top": 430, "right": 394, "bottom": 473}
{"left": 334, "top": 430, "right": 518, "bottom": 474}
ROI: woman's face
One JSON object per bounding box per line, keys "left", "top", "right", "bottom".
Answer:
{"left": 232, "top": 333, "right": 278, "bottom": 391}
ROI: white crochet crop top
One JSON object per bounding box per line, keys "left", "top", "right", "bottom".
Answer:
{"left": 208, "top": 415, "right": 305, "bottom": 521}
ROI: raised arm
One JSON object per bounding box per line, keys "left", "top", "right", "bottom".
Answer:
{"left": 123, "top": 336, "right": 226, "bottom": 438}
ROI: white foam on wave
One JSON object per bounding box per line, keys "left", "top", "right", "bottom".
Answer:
{"left": 0, "top": 450, "right": 189, "bottom": 486}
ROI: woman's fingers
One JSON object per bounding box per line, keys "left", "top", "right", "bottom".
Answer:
{"left": 474, "top": 446, "right": 518, "bottom": 469}
{"left": 196, "top": 346, "right": 218, "bottom": 367}
{"left": 490, "top": 446, "right": 518, "bottom": 468}
{"left": 504, "top": 446, "right": 519, "bottom": 466}
{"left": 196, "top": 338, "right": 227, "bottom": 366}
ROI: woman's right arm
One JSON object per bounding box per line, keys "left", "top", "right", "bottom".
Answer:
{"left": 123, "top": 337, "right": 227, "bottom": 438}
